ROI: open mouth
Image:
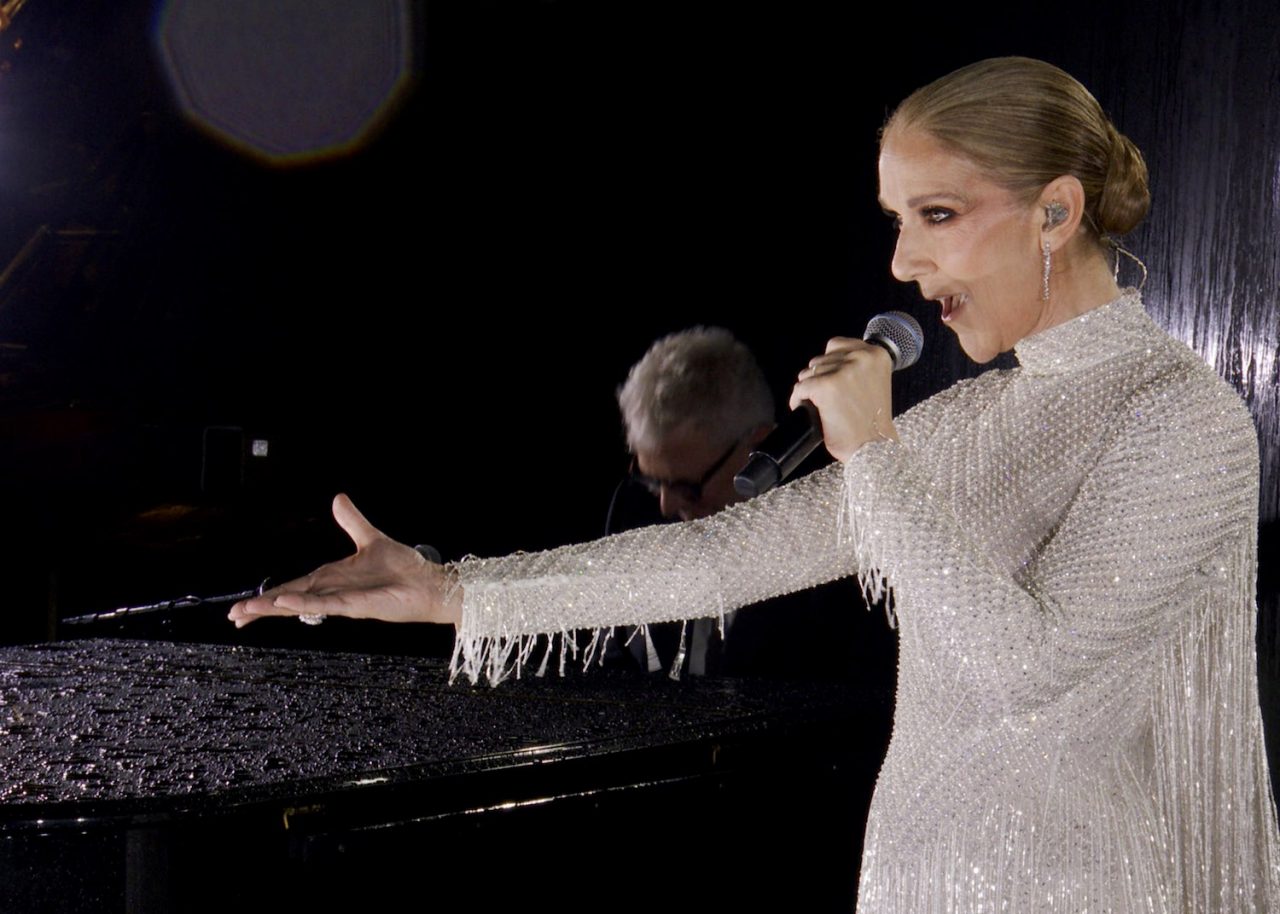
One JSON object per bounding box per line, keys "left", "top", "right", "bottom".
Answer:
{"left": 939, "top": 293, "right": 967, "bottom": 322}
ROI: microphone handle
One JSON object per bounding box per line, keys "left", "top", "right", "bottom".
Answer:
{"left": 734, "top": 402, "right": 822, "bottom": 498}
{"left": 732, "top": 336, "right": 899, "bottom": 499}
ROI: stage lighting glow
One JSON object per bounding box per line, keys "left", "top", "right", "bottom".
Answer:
{"left": 156, "top": 0, "right": 413, "bottom": 164}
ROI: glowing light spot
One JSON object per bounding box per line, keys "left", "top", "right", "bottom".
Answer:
{"left": 156, "top": 0, "right": 414, "bottom": 163}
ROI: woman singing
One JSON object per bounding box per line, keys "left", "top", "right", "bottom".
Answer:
{"left": 230, "top": 57, "right": 1280, "bottom": 912}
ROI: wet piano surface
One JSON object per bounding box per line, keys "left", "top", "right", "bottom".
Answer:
{"left": 0, "top": 638, "right": 887, "bottom": 913}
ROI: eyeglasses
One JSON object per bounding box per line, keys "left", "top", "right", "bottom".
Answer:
{"left": 629, "top": 436, "right": 744, "bottom": 504}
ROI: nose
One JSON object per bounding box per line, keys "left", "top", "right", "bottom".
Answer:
{"left": 890, "top": 224, "right": 930, "bottom": 283}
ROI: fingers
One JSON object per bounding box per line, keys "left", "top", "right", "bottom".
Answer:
{"left": 332, "top": 493, "right": 381, "bottom": 550}
{"left": 228, "top": 588, "right": 312, "bottom": 626}
{"left": 227, "top": 578, "right": 345, "bottom": 627}
{"left": 227, "top": 554, "right": 362, "bottom": 625}
{"left": 226, "top": 497, "right": 367, "bottom": 628}
{"left": 789, "top": 340, "right": 864, "bottom": 409}
{"left": 823, "top": 335, "right": 861, "bottom": 354}
{"left": 272, "top": 590, "right": 364, "bottom": 618}
{"left": 796, "top": 339, "right": 892, "bottom": 383}
{"left": 807, "top": 338, "right": 886, "bottom": 371}
{"left": 228, "top": 596, "right": 273, "bottom": 627}
{"left": 786, "top": 336, "right": 898, "bottom": 460}
{"left": 227, "top": 570, "right": 318, "bottom": 627}
{"left": 788, "top": 379, "right": 806, "bottom": 412}
{"left": 227, "top": 494, "right": 445, "bottom": 629}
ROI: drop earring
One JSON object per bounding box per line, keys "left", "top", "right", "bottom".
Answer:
{"left": 1041, "top": 201, "right": 1065, "bottom": 302}
{"left": 1041, "top": 240, "right": 1052, "bottom": 302}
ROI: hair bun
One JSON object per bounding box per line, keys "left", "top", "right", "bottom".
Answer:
{"left": 1096, "top": 124, "right": 1150, "bottom": 236}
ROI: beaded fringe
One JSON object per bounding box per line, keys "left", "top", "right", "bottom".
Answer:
{"left": 448, "top": 555, "right": 732, "bottom": 686}
{"left": 838, "top": 448, "right": 897, "bottom": 630}
{"left": 855, "top": 537, "right": 1280, "bottom": 913}
{"left": 445, "top": 465, "right": 849, "bottom": 687}
{"left": 1146, "top": 536, "right": 1280, "bottom": 911}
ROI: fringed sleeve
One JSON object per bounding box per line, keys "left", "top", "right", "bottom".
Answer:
{"left": 448, "top": 460, "right": 857, "bottom": 685}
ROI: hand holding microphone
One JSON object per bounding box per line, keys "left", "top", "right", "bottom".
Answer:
{"left": 734, "top": 312, "right": 923, "bottom": 497}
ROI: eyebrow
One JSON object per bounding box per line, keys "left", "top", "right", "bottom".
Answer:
{"left": 878, "top": 191, "right": 971, "bottom": 212}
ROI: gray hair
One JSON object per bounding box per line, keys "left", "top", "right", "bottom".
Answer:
{"left": 617, "top": 326, "right": 775, "bottom": 453}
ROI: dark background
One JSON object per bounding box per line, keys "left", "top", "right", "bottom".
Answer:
{"left": 0, "top": 0, "right": 1275, "bottom": 759}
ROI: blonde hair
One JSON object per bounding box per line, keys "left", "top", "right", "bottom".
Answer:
{"left": 883, "top": 57, "right": 1150, "bottom": 238}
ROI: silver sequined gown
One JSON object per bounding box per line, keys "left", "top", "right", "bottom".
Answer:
{"left": 451, "top": 292, "right": 1280, "bottom": 912}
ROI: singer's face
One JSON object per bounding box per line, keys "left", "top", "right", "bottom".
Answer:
{"left": 878, "top": 129, "right": 1048, "bottom": 363}
{"left": 633, "top": 422, "right": 753, "bottom": 521}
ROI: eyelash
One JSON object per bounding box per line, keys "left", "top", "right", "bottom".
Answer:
{"left": 921, "top": 207, "right": 955, "bottom": 224}
{"left": 887, "top": 207, "right": 956, "bottom": 229}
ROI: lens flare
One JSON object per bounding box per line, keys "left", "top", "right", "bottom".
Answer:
{"left": 156, "top": 0, "right": 414, "bottom": 164}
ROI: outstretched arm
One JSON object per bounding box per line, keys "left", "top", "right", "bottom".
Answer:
{"left": 227, "top": 494, "right": 462, "bottom": 628}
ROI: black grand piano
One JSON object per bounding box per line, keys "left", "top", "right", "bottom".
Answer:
{"left": 0, "top": 638, "right": 887, "bottom": 913}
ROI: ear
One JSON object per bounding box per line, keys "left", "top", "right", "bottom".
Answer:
{"left": 1037, "top": 175, "right": 1086, "bottom": 253}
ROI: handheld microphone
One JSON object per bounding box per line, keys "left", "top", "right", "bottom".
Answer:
{"left": 733, "top": 311, "right": 924, "bottom": 498}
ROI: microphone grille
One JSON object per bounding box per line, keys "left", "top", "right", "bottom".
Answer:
{"left": 864, "top": 311, "right": 924, "bottom": 370}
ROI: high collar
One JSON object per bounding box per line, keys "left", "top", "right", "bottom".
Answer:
{"left": 1013, "top": 289, "right": 1150, "bottom": 375}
